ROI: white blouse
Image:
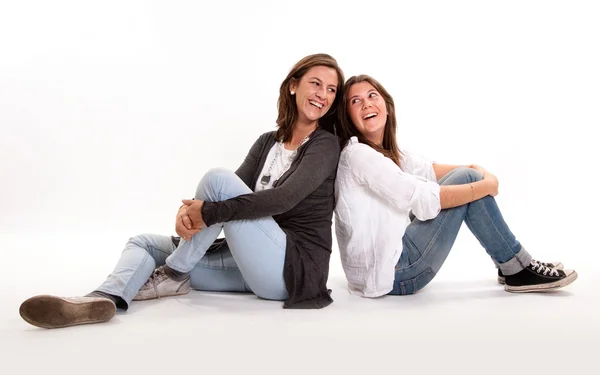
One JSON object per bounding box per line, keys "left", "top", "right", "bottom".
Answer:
{"left": 334, "top": 137, "right": 441, "bottom": 297}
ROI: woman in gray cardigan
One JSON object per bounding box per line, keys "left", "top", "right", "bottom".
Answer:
{"left": 20, "top": 53, "right": 345, "bottom": 329}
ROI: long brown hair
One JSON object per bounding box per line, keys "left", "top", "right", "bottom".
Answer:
{"left": 276, "top": 54, "right": 345, "bottom": 142}
{"left": 339, "top": 75, "right": 403, "bottom": 167}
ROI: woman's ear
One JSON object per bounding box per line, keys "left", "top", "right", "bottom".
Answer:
{"left": 289, "top": 78, "right": 298, "bottom": 95}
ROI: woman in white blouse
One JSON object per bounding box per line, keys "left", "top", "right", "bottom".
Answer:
{"left": 334, "top": 75, "right": 577, "bottom": 297}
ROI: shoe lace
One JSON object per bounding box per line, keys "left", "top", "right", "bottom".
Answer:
{"left": 145, "top": 267, "right": 166, "bottom": 298}
{"left": 531, "top": 260, "right": 559, "bottom": 277}
{"left": 532, "top": 259, "right": 553, "bottom": 268}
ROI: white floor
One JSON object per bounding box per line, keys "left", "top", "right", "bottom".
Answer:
{"left": 2, "top": 229, "right": 599, "bottom": 375}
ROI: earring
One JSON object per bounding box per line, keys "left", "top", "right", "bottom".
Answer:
{"left": 290, "top": 90, "right": 295, "bottom": 95}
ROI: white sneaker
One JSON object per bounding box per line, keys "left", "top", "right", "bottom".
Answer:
{"left": 133, "top": 266, "right": 191, "bottom": 301}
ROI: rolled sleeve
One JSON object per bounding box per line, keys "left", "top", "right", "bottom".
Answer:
{"left": 347, "top": 144, "right": 441, "bottom": 217}
{"left": 409, "top": 178, "right": 441, "bottom": 221}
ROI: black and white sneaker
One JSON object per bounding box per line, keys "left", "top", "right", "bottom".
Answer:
{"left": 497, "top": 260, "right": 563, "bottom": 284}
{"left": 504, "top": 261, "right": 577, "bottom": 293}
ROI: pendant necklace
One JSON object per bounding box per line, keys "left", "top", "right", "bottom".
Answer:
{"left": 260, "top": 135, "right": 310, "bottom": 189}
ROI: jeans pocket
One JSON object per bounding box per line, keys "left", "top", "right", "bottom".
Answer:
{"left": 390, "top": 267, "right": 436, "bottom": 295}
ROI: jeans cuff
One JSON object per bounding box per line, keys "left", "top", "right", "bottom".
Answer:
{"left": 497, "top": 247, "right": 532, "bottom": 275}
{"left": 165, "top": 257, "right": 191, "bottom": 274}
{"left": 95, "top": 287, "right": 131, "bottom": 311}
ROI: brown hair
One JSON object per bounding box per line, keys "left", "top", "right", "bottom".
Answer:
{"left": 276, "top": 54, "right": 345, "bottom": 142}
{"left": 339, "top": 75, "right": 403, "bottom": 167}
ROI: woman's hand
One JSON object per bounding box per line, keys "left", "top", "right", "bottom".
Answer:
{"left": 483, "top": 172, "right": 499, "bottom": 197}
{"left": 175, "top": 204, "right": 201, "bottom": 240}
{"left": 469, "top": 164, "right": 499, "bottom": 197}
{"left": 182, "top": 199, "right": 207, "bottom": 230}
{"left": 468, "top": 164, "right": 487, "bottom": 176}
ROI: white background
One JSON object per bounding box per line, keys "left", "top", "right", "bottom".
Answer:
{"left": 1, "top": 1, "right": 599, "bottom": 374}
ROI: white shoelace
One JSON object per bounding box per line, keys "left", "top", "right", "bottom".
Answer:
{"left": 143, "top": 267, "right": 168, "bottom": 298}
{"left": 531, "top": 260, "right": 560, "bottom": 277}
{"left": 532, "top": 259, "right": 554, "bottom": 268}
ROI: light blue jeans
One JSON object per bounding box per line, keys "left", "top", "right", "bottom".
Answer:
{"left": 390, "top": 167, "right": 532, "bottom": 295}
{"left": 96, "top": 168, "right": 289, "bottom": 308}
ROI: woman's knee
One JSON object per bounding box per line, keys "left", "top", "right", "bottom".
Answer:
{"left": 444, "top": 167, "right": 483, "bottom": 185}
{"left": 127, "top": 233, "right": 155, "bottom": 250}
{"left": 127, "top": 233, "right": 172, "bottom": 255}
{"left": 195, "top": 168, "right": 238, "bottom": 200}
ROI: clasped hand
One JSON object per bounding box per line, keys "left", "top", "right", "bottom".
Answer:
{"left": 175, "top": 199, "right": 207, "bottom": 240}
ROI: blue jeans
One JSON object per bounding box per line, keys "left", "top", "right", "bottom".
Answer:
{"left": 96, "top": 168, "right": 288, "bottom": 308}
{"left": 390, "top": 167, "right": 532, "bottom": 295}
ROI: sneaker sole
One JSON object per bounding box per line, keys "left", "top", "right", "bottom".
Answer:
{"left": 504, "top": 271, "right": 578, "bottom": 293}
{"left": 19, "top": 295, "right": 116, "bottom": 329}
{"left": 132, "top": 278, "right": 191, "bottom": 301}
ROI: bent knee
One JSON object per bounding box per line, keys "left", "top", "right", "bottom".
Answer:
{"left": 126, "top": 233, "right": 160, "bottom": 252}
{"left": 128, "top": 233, "right": 152, "bottom": 247}
{"left": 448, "top": 167, "right": 483, "bottom": 184}
{"left": 204, "top": 167, "right": 233, "bottom": 180}
{"left": 199, "top": 167, "right": 235, "bottom": 188}
{"left": 195, "top": 168, "right": 237, "bottom": 199}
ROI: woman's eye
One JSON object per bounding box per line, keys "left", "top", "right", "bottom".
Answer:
{"left": 369, "top": 92, "right": 377, "bottom": 98}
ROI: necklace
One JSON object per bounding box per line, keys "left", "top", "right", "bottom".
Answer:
{"left": 260, "top": 135, "right": 310, "bottom": 189}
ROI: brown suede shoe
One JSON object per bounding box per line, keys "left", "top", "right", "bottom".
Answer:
{"left": 19, "top": 295, "right": 116, "bottom": 329}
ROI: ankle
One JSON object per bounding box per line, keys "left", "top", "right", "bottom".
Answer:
{"left": 86, "top": 291, "right": 126, "bottom": 309}
{"left": 163, "top": 265, "right": 189, "bottom": 281}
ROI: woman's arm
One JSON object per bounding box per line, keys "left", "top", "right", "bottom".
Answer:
{"left": 433, "top": 163, "right": 490, "bottom": 180}
{"left": 439, "top": 175, "right": 497, "bottom": 209}
{"left": 351, "top": 148, "right": 499, "bottom": 217}
{"left": 199, "top": 134, "right": 340, "bottom": 227}
{"left": 434, "top": 162, "right": 499, "bottom": 208}
{"left": 432, "top": 163, "right": 464, "bottom": 180}
{"left": 348, "top": 145, "right": 441, "bottom": 221}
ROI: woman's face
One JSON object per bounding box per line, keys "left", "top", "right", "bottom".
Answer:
{"left": 347, "top": 81, "right": 388, "bottom": 144}
{"left": 290, "top": 65, "right": 338, "bottom": 125}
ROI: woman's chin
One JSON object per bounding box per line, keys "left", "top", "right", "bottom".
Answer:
{"left": 300, "top": 113, "right": 323, "bottom": 123}
{"left": 361, "top": 126, "right": 383, "bottom": 136}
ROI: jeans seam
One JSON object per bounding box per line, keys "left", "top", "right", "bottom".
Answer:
{"left": 98, "top": 250, "right": 151, "bottom": 299}
{"left": 394, "top": 268, "right": 434, "bottom": 295}
{"left": 147, "top": 245, "right": 172, "bottom": 258}
{"left": 207, "top": 177, "right": 286, "bottom": 249}
{"left": 396, "top": 208, "right": 452, "bottom": 273}
{"left": 515, "top": 250, "right": 530, "bottom": 268}
{"left": 466, "top": 197, "right": 519, "bottom": 261}
{"left": 124, "top": 251, "right": 152, "bottom": 297}
{"left": 214, "top": 193, "right": 287, "bottom": 249}
{"left": 195, "top": 262, "right": 240, "bottom": 271}
{"left": 224, "top": 220, "right": 286, "bottom": 251}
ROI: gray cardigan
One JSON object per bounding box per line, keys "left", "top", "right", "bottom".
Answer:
{"left": 201, "top": 128, "right": 340, "bottom": 308}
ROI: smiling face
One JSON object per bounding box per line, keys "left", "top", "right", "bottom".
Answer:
{"left": 290, "top": 65, "right": 339, "bottom": 127}
{"left": 346, "top": 81, "right": 388, "bottom": 145}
